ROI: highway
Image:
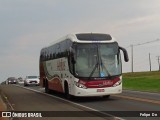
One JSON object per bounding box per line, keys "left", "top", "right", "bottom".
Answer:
{"left": 0, "top": 84, "right": 160, "bottom": 120}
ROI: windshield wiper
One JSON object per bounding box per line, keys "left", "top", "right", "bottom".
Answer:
{"left": 88, "top": 62, "right": 99, "bottom": 80}
{"left": 88, "top": 61, "right": 111, "bottom": 80}
{"left": 88, "top": 43, "right": 111, "bottom": 79}
{"left": 100, "top": 61, "right": 111, "bottom": 78}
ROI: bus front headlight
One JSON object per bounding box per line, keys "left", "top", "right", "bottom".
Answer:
{"left": 113, "top": 79, "right": 122, "bottom": 87}
{"left": 75, "top": 81, "right": 87, "bottom": 89}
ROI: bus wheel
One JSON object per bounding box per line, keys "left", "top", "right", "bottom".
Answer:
{"left": 102, "top": 95, "right": 110, "bottom": 99}
{"left": 64, "top": 82, "right": 72, "bottom": 99}
{"left": 45, "top": 80, "right": 50, "bottom": 93}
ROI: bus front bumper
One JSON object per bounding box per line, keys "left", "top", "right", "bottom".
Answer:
{"left": 72, "top": 84, "right": 122, "bottom": 97}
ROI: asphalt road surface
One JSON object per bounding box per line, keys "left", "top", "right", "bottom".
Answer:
{"left": 0, "top": 84, "right": 160, "bottom": 120}
{"left": 0, "top": 85, "right": 116, "bottom": 120}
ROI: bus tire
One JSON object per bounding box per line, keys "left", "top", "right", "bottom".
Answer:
{"left": 64, "top": 82, "right": 72, "bottom": 99}
{"left": 102, "top": 95, "right": 110, "bottom": 99}
{"left": 45, "top": 80, "right": 50, "bottom": 93}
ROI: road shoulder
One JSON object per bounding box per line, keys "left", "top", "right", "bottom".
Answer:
{"left": 0, "top": 94, "right": 8, "bottom": 120}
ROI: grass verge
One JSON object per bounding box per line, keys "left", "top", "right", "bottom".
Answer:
{"left": 123, "top": 71, "right": 160, "bottom": 93}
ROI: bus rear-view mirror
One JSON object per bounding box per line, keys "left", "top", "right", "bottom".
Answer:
{"left": 119, "top": 46, "right": 129, "bottom": 62}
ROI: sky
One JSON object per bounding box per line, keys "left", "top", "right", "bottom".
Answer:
{"left": 0, "top": 0, "right": 160, "bottom": 82}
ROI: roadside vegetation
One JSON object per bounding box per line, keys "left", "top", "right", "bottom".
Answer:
{"left": 123, "top": 71, "right": 160, "bottom": 93}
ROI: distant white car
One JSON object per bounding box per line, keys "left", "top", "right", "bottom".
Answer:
{"left": 24, "top": 76, "right": 40, "bottom": 86}
{"left": 17, "top": 77, "right": 24, "bottom": 84}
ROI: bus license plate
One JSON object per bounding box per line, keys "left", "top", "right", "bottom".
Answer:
{"left": 97, "top": 89, "right": 105, "bottom": 92}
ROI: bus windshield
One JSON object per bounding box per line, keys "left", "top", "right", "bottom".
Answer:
{"left": 74, "top": 42, "right": 122, "bottom": 78}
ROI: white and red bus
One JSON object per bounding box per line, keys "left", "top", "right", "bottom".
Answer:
{"left": 39, "top": 33, "right": 129, "bottom": 99}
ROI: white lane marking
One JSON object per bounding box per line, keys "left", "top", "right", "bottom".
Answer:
{"left": 15, "top": 85, "right": 124, "bottom": 120}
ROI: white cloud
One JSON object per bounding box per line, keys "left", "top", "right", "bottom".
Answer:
{"left": 122, "top": 14, "right": 160, "bottom": 27}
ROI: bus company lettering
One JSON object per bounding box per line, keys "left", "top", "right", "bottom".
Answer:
{"left": 103, "top": 81, "right": 113, "bottom": 85}
{"left": 57, "top": 59, "right": 66, "bottom": 71}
